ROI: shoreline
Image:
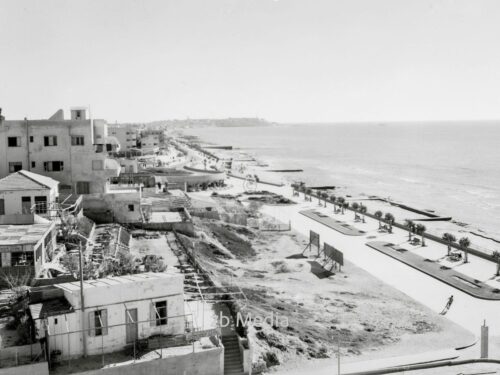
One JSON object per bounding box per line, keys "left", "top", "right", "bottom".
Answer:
{"left": 180, "top": 129, "right": 500, "bottom": 256}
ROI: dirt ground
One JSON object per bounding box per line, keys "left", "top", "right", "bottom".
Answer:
{"left": 188, "top": 212, "right": 474, "bottom": 372}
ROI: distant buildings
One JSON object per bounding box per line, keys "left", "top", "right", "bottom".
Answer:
{"left": 0, "top": 108, "right": 121, "bottom": 194}
{"left": 138, "top": 129, "right": 164, "bottom": 154}
{"left": 108, "top": 124, "right": 138, "bottom": 152}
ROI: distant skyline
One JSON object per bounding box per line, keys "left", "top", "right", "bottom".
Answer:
{"left": 1, "top": 0, "right": 500, "bottom": 123}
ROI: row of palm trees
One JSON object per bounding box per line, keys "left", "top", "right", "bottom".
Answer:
{"left": 441, "top": 232, "right": 472, "bottom": 263}
{"left": 291, "top": 183, "right": 500, "bottom": 274}
{"left": 404, "top": 220, "right": 427, "bottom": 246}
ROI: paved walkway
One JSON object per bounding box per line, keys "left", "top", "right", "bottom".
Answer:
{"left": 221, "top": 177, "right": 500, "bottom": 336}
{"left": 366, "top": 241, "right": 500, "bottom": 300}
{"left": 300, "top": 209, "right": 366, "bottom": 236}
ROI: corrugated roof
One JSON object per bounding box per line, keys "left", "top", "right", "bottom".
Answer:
{"left": 19, "top": 170, "right": 59, "bottom": 189}
{"left": 0, "top": 170, "right": 59, "bottom": 191}
{"left": 56, "top": 271, "right": 178, "bottom": 293}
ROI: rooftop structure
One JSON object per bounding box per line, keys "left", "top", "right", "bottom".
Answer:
{"left": 0, "top": 221, "right": 56, "bottom": 282}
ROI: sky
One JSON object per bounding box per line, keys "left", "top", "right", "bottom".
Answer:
{"left": 1, "top": 0, "right": 500, "bottom": 123}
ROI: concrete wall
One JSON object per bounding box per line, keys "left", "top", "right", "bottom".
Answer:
{"left": 82, "top": 191, "right": 143, "bottom": 223}
{"left": 74, "top": 346, "right": 223, "bottom": 375}
{"left": 117, "top": 158, "right": 139, "bottom": 173}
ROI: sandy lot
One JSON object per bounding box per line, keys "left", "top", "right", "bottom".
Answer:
{"left": 186, "top": 207, "right": 474, "bottom": 372}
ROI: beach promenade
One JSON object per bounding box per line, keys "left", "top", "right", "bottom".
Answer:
{"left": 224, "top": 177, "right": 500, "bottom": 339}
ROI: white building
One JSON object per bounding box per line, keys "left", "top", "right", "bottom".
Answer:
{"left": 139, "top": 130, "right": 163, "bottom": 154}
{"left": 0, "top": 170, "right": 59, "bottom": 224}
{"left": 30, "top": 272, "right": 186, "bottom": 359}
{"left": 0, "top": 108, "right": 121, "bottom": 194}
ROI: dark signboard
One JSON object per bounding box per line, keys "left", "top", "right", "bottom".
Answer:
{"left": 324, "top": 243, "right": 344, "bottom": 266}
{"left": 309, "top": 230, "right": 320, "bottom": 249}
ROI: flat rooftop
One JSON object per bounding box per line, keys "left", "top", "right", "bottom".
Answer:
{"left": 0, "top": 223, "right": 53, "bottom": 246}
{"left": 149, "top": 211, "right": 183, "bottom": 223}
{"left": 56, "top": 271, "right": 181, "bottom": 294}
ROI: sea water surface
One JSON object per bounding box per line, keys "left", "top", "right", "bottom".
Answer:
{"left": 183, "top": 123, "right": 500, "bottom": 240}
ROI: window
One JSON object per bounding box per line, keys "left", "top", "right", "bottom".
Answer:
{"left": 44, "top": 136, "right": 57, "bottom": 146}
{"left": 34, "top": 196, "right": 47, "bottom": 214}
{"left": 76, "top": 181, "right": 90, "bottom": 194}
{"left": 128, "top": 204, "right": 135, "bottom": 212}
{"left": 71, "top": 136, "right": 85, "bottom": 146}
{"left": 31, "top": 161, "right": 36, "bottom": 168}
{"left": 89, "top": 309, "right": 108, "bottom": 336}
{"left": 29, "top": 136, "right": 34, "bottom": 143}
{"left": 7, "top": 137, "right": 21, "bottom": 147}
{"left": 154, "top": 301, "right": 167, "bottom": 326}
{"left": 44, "top": 161, "right": 64, "bottom": 172}
{"left": 92, "top": 160, "right": 103, "bottom": 170}
{"left": 0, "top": 199, "right": 4, "bottom": 215}
{"left": 11, "top": 252, "right": 33, "bottom": 266}
{"left": 106, "top": 144, "right": 112, "bottom": 152}
{"left": 8, "top": 162, "right": 22, "bottom": 173}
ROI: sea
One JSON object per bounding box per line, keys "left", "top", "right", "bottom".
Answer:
{"left": 182, "top": 122, "right": 500, "bottom": 241}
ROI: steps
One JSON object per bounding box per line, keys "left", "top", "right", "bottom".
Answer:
{"left": 222, "top": 335, "right": 244, "bottom": 375}
{"left": 143, "top": 191, "right": 192, "bottom": 211}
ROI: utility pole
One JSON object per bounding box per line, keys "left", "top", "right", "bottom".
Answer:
{"left": 337, "top": 334, "right": 341, "bottom": 375}
{"left": 79, "top": 241, "right": 87, "bottom": 357}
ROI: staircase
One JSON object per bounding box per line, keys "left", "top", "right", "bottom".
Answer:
{"left": 222, "top": 335, "right": 244, "bottom": 375}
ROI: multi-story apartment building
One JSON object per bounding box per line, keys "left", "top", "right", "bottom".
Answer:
{"left": 0, "top": 108, "right": 120, "bottom": 194}
{"left": 138, "top": 129, "right": 164, "bottom": 154}
{"left": 108, "top": 124, "right": 138, "bottom": 151}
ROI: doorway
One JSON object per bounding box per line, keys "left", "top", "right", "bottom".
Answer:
{"left": 125, "top": 308, "right": 138, "bottom": 343}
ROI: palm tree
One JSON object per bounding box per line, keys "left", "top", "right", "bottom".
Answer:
{"left": 404, "top": 219, "right": 414, "bottom": 241}
{"left": 415, "top": 223, "right": 426, "bottom": 246}
{"left": 316, "top": 191, "right": 322, "bottom": 206}
{"left": 306, "top": 188, "right": 313, "bottom": 201}
{"left": 459, "top": 237, "right": 471, "bottom": 263}
{"left": 330, "top": 195, "right": 337, "bottom": 211}
{"left": 384, "top": 213, "right": 395, "bottom": 233}
{"left": 321, "top": 192, "right": 329, "bottom": 207}
{"left": 359, "top": 204, "right": 367, "bottom": 223}
{"left": 337, "top": 197, "right": 345, "bottom": 214}
{"left": 351, "top": 202, "right": 359, "bottom": 219}
{"left": 442, "top": 233, "right": 457, "bottom": 256}
{"left": 374, "top": 210, "right": 383, "bottom": 228}
{"left": 492, "top": 251, "right": 500, "bottom": 276}
{"left": 343, "top": 202, "right": 349, "bottom": 214}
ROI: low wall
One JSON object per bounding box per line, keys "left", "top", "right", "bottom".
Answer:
{"left": 75, "top": 346, "right": 223, "bottom": 375}
{"left": 238, "top": 336, "right": 252, "bottom": 375}
{"left": 0, "top": 362, "right": 48, "bottom": 375}
{"left": 0, "top": 343, "right": 43, "bottom": 369}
